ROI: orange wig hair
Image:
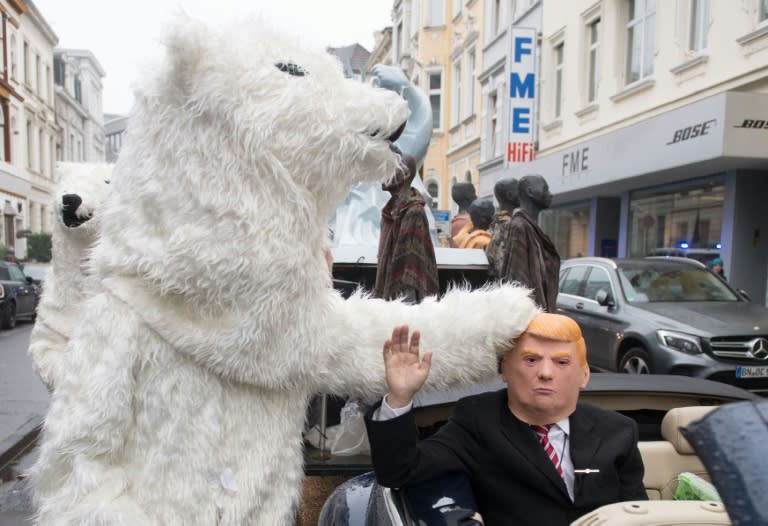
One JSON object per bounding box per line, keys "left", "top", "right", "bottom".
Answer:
{"left": 508, "top": 312, "right": 588, "bottom": 367}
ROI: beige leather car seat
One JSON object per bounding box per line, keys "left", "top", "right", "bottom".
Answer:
{"left": 640, "top": 405, "right": 716, "bottom": 500}
{"left": 571, "top": 500, "right": 731, "bottom": 525}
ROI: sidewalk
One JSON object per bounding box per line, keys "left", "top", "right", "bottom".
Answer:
{"left": 0, "top": 324, "right": 48, "bottom": 476}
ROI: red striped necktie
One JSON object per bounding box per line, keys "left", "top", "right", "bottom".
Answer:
{"left": 531, "top": 424, "right": 564, "bottom": 478}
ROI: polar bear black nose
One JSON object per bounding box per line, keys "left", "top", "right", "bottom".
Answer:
{"left": 62, "top": 193, "right": 90, "bottom": 228}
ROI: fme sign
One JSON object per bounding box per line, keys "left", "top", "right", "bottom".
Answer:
{"left": 506, "top": 27, "right": 537, "bottom": 166}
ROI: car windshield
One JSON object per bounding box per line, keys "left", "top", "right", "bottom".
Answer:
{"left": 0, "top": 267, "right": 9, "bottom": 280}
{"left": 23, "top": 264, "right": 49, "bottom": 280}
{"left": 617, "top": 263, "right": 739, "bottom": 303}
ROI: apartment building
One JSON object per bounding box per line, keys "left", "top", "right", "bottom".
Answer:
{"left": 392, "top": 0, "right": 456, "bottom": 219}
{"left": 0, "top": 0, "right": 57, "bottom": 257}
{"left": 494, "top": 0, "right": 768, "bottom": 304}
{"left": 54, "top": 48, "right": 106, "bottom": 162}
{"left": 445, "top": 0, "right": 484, "bottom": 221}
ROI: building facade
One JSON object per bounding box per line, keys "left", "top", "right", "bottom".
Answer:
{"left": 477, "top": 0, "right": 542, "bottom": 199}
{"left": 54, "top": 48, "right": 105, "bottom": 162}
{"left": 496, "top": 0, "right": 768, "bottom": 304}
{"left": 0, "top": 0, "right": 57, "bottom": 257}
{"left": 104, "top": 112, "right": 128, "bottom": 163}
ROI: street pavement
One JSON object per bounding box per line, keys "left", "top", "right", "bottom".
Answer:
{"left": 0, "top": 322, "right": 48, "bottom": 524}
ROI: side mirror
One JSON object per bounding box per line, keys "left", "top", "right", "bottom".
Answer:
{"left": 595, "top": 289, "right": 615, "bottom": 307}
{"left": 26, "top": 276, "right": 34, "bottom": 284}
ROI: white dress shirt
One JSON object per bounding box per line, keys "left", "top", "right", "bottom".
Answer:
{"left": 375, "top": 396, "right": 576, "bottom": 501}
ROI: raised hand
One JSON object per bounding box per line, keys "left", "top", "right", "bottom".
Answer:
{"left": 383, "top": 325, "right": 432, "bottom": 409}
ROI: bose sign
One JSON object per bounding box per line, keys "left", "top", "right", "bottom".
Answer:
{"left": 506, "top": 27, "right": 537, "bottom": 165}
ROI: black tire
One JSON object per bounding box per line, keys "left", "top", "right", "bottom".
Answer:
{"left": 1, "top": 302, "right": 16, "bottom": 330}
{"left": 619, "top": 347, "right": 652, "bottom": 374}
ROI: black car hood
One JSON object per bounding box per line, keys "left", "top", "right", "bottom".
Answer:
{"left": 632, "top": 301, "right": 768, "bottom": 336}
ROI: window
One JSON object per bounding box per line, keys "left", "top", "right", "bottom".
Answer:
{"left": 465, "top": 50, "right": 476, "bottom": 118}
{"left": 54, "top": 57, "right": 65, "bottom": 85}
{"left": 38, "top": 129, "right": 43, "bottom": 173}
{"left": 451, "top": 61, "right": 461, "bottom": 126}
{"left": 411, "top": 0, "right": 421, "bottom": 35}
{"left": 453, "top": 0, "right": 462, "bottom": 17}
{"left": 554, "top": 43, "right": 564, "bottom": 117}
{"left": 428, "top": 71, "right": 443, "bottom": 129}
{"left": 488, "top": 90, "right": 499, "bottom": 158}
{"left": 761, "top": 0, "right": 768, "bottom": 23}
{"left": 492, "top": 0, "right": 502, "bottom": 35}
{"left": 625, "top": 0, "right": 656, "bottom": 84}
{"left": 690, "top": 0, "right": 710, "bottom": 51}
{"left": 559, "top": 265, "right": 589, "bottom": 296}
{"left": 10, "top": 34, "right": 16, "bottom": 79}
{"left": 395, "top": 21, "right": 403, "bottom": 62}
{"left": 540, "top": 205, "right": 590, "bottom": 258}
{"left": 23, "top": 41, "right": 29, "bottom": 86}
{"left": 583, "top": 267, "right": 613, "bottom": 301}
{"left": 26, "top": 120, "right": 32, "bottom": 168}
{"left": 74, "top": 75, "right": 82, "bottom": 103}
{"left": 627, "top": 183, "right": 724, "bottom": 258}
{"left": 36, "top": 54, "right": 41, "bottom": 94}
{"left": 428, "top": 0, "right": 445, "bottom": 26}
{"left": 587, "top": 19, "right": 601, "bottom": 102}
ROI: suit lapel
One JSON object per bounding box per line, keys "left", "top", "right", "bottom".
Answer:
{"left": 498, "top": 399, "right": 570, "bottom": 501}
{"left": 569, "top": 405, "right": 602, "bottom": 503}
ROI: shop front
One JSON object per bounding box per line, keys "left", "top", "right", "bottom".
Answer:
{"left": 489, "top": 91, "right": 768, "bottom": 304}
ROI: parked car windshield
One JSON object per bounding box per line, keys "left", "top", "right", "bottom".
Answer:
{"left": 22, "top": 263, "right": 50, "bottom": 281}
{"left": 616, "top": 261, "right": 739, "bottom": 303}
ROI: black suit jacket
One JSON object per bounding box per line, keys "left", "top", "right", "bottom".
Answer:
{"left": 365, "top": 390, "right": 647, "bottom": 526}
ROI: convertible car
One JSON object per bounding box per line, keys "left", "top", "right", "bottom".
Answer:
{"left": 313, "top": 374, "right": 758, "bottom": 526}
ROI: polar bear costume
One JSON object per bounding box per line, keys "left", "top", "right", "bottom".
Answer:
{"left": 28, "top": 162, "right": 112, "bottom": 390}
{"left": 30, "top": 17, "right": 537, "bottom": 526}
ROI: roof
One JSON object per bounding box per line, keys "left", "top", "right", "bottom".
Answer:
{"left": 327, "top": 43, "right": 371, "bottom": 77}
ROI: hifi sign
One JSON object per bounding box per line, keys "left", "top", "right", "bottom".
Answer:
{"left": 506, "top": 27, "right": 537, "bottom": 166}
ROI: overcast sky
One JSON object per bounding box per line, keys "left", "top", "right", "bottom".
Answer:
{"left": 33, "top": 1, "right": 393, "bottom": 114}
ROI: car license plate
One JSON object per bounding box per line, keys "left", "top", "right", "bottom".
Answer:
{"left": 736, "top": 366, "right": 768, "bottom": 379}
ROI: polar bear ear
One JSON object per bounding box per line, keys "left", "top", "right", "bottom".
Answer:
{"left": 163, "top": 18, "right": 209, "bottom": 93}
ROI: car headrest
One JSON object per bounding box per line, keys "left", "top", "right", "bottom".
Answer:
{"left": 661, "top": 406, "right": 716, "bottom": 454}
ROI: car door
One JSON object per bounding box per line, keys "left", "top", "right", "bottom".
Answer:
{"left": 7, "top": 264, "right": 34, "bottom": 315}
{"left": 574, "top": 265, "right": 626, "bottom": 371}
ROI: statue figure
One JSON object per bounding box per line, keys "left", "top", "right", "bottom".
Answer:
{"left": 372, "top": 65, "right": 439, "bottom": 304}
{"left": 457, "top": 199, "right": 494, "bottom": 249}
{"left": 375, "top": 152, "right": 439, "bottom": 303}
{"left": 499, "top": 174, "right": 560, "bottom": 312}
{"left": 450, "top": 182, "right": 476, "bottom": 247}
{"left": 486, "top": 177, "right": 519, "bottom": 280}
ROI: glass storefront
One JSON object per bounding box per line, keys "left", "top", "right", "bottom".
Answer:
{"left": 540, "top": 204, "right": 590, "bottom": 259}
{"left": 627, "top": 179, "right": 724, "bottom": 261}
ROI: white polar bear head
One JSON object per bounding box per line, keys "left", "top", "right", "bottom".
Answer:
{"left": 95, "top": 16, "right": 409, "bottom": 314}
{"left": 53, "top": 162, "right": 112, "bottom": 241}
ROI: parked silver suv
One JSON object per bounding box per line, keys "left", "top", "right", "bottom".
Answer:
{"left": 557, "top": 257, "right": 768, "bottom": 392}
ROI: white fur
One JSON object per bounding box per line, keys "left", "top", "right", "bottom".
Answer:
{"left": 30, "top": 16, "right": 538, "bottom": 526}
{"left": 28, "top": 162, "right": 112, "bottom": 390}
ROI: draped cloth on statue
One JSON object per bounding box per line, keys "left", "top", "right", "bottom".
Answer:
{"left": 375, "top": 188, "right": 439, "bottom": 302}
{"left": 501, "top": 209, "right": 560, "bottom": 312}
{"left": 485, "top": 211, "right": 513, "bottom": 281}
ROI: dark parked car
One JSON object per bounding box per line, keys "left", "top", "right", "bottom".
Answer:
{"left": 21, "top": 262, "right": 51, "bottom": 289}
{"left": 316, "top": 374, "right": 757, "bottom": 526}
{"left": 556, "top": 257, "right": 768, "bottom": 392}
{"left": 0, "top": 261, "right": 40, "bottom": 329}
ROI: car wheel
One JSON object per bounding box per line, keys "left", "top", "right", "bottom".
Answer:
{"left": 1, "top": 302, "right": 16, "bottom": 330}
{"left": 619, "top": 347, "right": 652, "bottom": 374}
